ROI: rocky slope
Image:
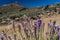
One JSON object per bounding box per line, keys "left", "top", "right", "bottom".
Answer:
{"left": 0, "top": 2, "right": 60, "bottom": 17}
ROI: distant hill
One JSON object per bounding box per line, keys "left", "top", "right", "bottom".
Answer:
{"left": 0, "top": 2, "right": 60, "bottom": 17}
{"left": 0, "top": 2, "right": 25, "bottom": 12}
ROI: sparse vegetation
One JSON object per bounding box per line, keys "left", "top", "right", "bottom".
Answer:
{"left": 0, "top": 2, "right": 60, "bottom": 40}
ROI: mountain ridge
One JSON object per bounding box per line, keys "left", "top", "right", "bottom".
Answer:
{"left": 0, "top": 2, "right": 60, "bottom": 17}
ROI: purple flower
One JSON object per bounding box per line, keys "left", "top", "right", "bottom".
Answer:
{"left": 57, "top": 26, "right": 60, "bottom": 31}
{"left": 52, "top": 29, "right": 56, "bottom": 34}
{"left": 33, "top": 22, "right": 38, "bottom": 28}
{"left": 0, "top": 34, "right": 3, "bottom": 39}
{"left": 21, "top": 22, "right": 27, "bottom": 27}
{"left": 46, "top": 31, "right": 49, "bottom": 35}
{"left": 18, "top": 24, "right": 21, "bottom": 32}
{"left": 24, "top": 27, "right": 29, "bottom": 32}
{"left": 33, "top": 22, "right": 38, "bottom": 37}
{"left": 7, "top": 35, "right": 12, "bottom": 40}
{"left": 37, "top": 18, "right": 42, "bottom": 26}
{"left": 58, "top": 32, "right": 60, "bottom": 37}
{"left": 33, "top": 22, "right": 38, "bottom": 32}
{"left": 58, "top": 26, "right": 60, "bottom": 28}
{"left": 0, "top": 34, "right": 4, "bottom": 40}
{"left": 53, "top": 20, "right": 56, "bottom": 26}
{"left": 26, "top": 17, "right": 30, "bottom": 22}
{"left": 54, "top": 25, "right": 59, "bottom": 29}
{"left": 2, "top": 30, "right": 8, "bottom": 40}
{"left": 48, "top": 23, "right": 52, "bottom": 28}
{"left": 2, "top": 30, "right": 7, "bottom": 36}
{"left": 24, "top": 27, "right": 30, "bottom": 37}
{"left": 34, "top": 26, "right": 37, "bottom": 33}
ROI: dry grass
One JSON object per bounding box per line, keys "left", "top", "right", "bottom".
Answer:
{"left": 0, "top": 14, "right": 60, "bottom": 40}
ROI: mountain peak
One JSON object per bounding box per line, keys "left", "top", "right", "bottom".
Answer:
{"left": 2, "top": 1, "right": 24, "bottom": 7}
{"left": 0, "top": 1, "right": 26, "bottom": 12}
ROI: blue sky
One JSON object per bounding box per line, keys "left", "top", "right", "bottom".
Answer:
{"left": 0, "top": 0, "right": 60, "bottom": 7}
